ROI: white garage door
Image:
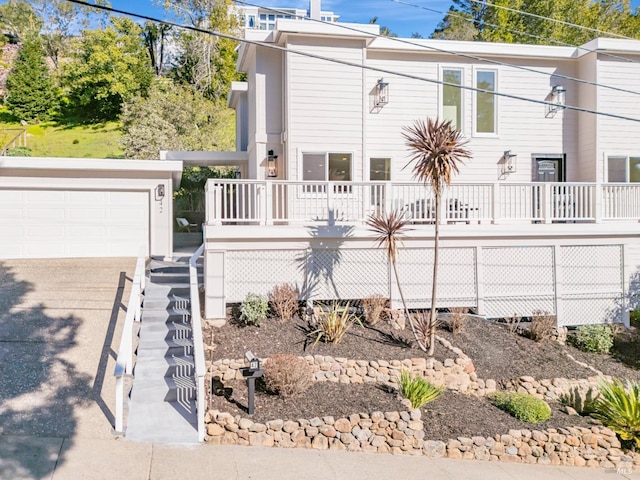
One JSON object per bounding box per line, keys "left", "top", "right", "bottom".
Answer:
{"left": 0, "top": 189, "right": 149, "bottom": 259}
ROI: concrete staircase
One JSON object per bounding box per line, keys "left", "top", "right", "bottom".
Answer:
{"left": 125, "top": 257, "right": 200, "bottom": 443}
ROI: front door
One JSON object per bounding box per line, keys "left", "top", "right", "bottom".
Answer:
{"left": 532, "top": 155, "right": 565, "bottom": 182}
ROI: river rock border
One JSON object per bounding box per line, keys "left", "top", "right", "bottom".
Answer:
{"left": 205, "top": 409, "right": 640, "bottom": 470}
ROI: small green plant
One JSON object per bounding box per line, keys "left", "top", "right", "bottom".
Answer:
{"left": 529, "top": 310, "right": 556, "bottom": 342}
{"left": 592, "top": 379, "right": 640, "bottom": 448}
{"left": 269, "top": 283, "right": 299, "bottom": 322}
{"left": 398, "top": 370, "right": 444, "bottom": 409}
{"left": 490, "top": 392, "right": 551, "bottom": 423}
{"left": 239, "top": 293, "right": 269, "bottom": 326}
{"left": 264, "top": 353, "right": 313, "bottom": 398}
{"left": 6, "top": 146, "right": 31, "bottom": 156}
{"left": 630, "top": 307, "right": 640, "bottom": 329}
{"left": 571, "top": 324, "right": 614, "bottom": 353}
{"left": 362, "top": 294, "right": 388, "bottom": 325}
{"left": 310, "top": 302, "right": 362, "bottom": 345}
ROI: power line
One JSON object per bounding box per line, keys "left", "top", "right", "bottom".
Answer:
{"left": 391, "top": 0, "right": 640, "bottom": 64}
{"left": 468, "top": 0, "right": 634, "bottom": 41}
{"left": 62, "top": 0, "right": 640, "bottom": 124}
{"left": 240, "top": 0, "right": 640, "bottom": 97}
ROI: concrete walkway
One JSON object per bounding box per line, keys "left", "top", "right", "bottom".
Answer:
{"left": 1, "top": 256, "right": 639, "bottom": 479}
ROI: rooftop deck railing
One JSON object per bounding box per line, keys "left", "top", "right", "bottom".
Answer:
{"left": 205, "top": 180, "right": 640, "bottom": 226}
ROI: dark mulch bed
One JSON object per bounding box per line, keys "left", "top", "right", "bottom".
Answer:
{"left": 208, "top": 380, "right": 596, "bottom": 440}
{"left": 212, "top": 314, "right": 450, "bottom": 363}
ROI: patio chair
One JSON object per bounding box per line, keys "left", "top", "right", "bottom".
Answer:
{"left": 176, "top": 217, "right": 198, "bottom": 232}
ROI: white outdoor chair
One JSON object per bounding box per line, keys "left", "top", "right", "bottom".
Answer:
{"left": 176, "top": 217, "right": 198, "bottom": 232}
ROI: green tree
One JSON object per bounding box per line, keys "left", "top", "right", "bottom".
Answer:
{"left": 430, "top": 7, "right": 479, "bottom": 40}
{"left": 63, "top": 17, "right": 154, "bottom": 121}
{"left": 0, "top": 0, "right": 42, "bottom": 43}
{"left": 5, "top": 35, "right": 58, "bottom": 121}
{"left": 369, "top": 16, "right": 398, "bottom": 37}
{"left": 402, "top": 118, "right": 472, "bottom": 356}
{"left": 120, "top": 79, "right": 234, "bottom": 159}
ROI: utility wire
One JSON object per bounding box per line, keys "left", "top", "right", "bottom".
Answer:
{"left": 241, "top": 0, "right": 640, "bottom": 97}
{"left": 391, "top": 0, "right": 640, "bottom": 64}
{"left": 468, "top": 0, "right": 634, "bottom": 41}
{"left": 63, "top": 0, "right": 640, "bottom": 124}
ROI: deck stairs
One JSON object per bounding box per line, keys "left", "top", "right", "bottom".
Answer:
{"left": 125, "top": 256, "right": 202, "bottom": 443}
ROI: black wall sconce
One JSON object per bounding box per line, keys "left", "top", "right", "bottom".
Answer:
{"left": 267, "top": 149, "right": 278, "bottom": 177}
{"left": 374, "top": 78, "right": 389, "bottom": 108}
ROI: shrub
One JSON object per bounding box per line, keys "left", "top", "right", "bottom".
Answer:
{"left": 414, "top": 310, "right": 439, "bottom": 349}
{"left": 630, "top": 307, "right": 640, "bottom": 329}
{"left": 572, "top": 324, "right": 614, "bottom": 353}
{"left": 310, "top": 302, "right": 362, "bottom": 345}
{"left": 592, "top": 379, "right": 640, "bottom": 448}
{"left": 398, "top": 370, "right": 444, "bottom": 409}
{"left": 490, "top": 392, "right": 551, "bottom": 423}
{"left": 269, "top": 283, "right": 299, "bottom": 322}
{"left": 529, "top": 310, "right": 556, "bottom": 342}
{"left": 263, "top": 353, "right": 313, "bottom": 398}
{"left": 505, "top": 313, "right": 522, "bottom": 335}
{"left": 447, "top": 307, "right": 468, "bottom": 335}
{"left": 362, "top": 294, "right": 388, "bottom": 325}
{"left": 239, "top": 293, "right": 269, "bottom": 326}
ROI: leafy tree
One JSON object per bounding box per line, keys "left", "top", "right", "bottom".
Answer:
{"left": 369, "top": 16, "right": 398, "bottom": 37}
{"left": 5, "top": 35, "right": 58, "bottom": 121}
{"left": 120, "top": 79, "right": 234, "bottom": 159}
{"left": 0, "top": 0, "right": 42, "bottom": 43}
{"left": 410, "top": 32, "right": 424, "bottom": 39}
{"left": 63, "top": 17, "right": 154, "bottom": 121}
{"left": 164, "top": 0, "right": 242, "bottom": 101}
{"left": 430, "top": 7, "right": 479, "bottom": 40}
{"left": 402, "top": 118, "right": 472, "bottom": 355}
{"left": 143, "top": 21, "right": 172, "bottom": 77}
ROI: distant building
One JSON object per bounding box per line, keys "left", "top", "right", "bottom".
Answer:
{"left": 237, "top": 0, "right": 338, "bottom": 31}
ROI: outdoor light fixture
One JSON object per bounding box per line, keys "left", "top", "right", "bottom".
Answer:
{"left": 374, "top": 78, "right": 389, "bottom": 107}
{"left": 549, "top": 85, "right": 566, "bottom": 113}
{"left": 267, "top": 149, "right": 278, "bottom": 177}
{"left": 503, "top": 150, "right": 517, "bottom": 174}
{"left": 155, "top": 184, "right": 165, "bottom": 200}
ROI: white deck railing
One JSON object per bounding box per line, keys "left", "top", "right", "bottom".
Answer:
{"left": 205, "top": 180, "right": 640, "bottom": 225}
{"left": 189, "top": 243, "right": 206, "bottom": 442}
{"left": 114, "top": 246, "right": 146, "bottom": 434}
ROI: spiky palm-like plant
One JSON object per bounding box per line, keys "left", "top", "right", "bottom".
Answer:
{"left": 592, "top": 379, "right": 640, "bottom": 448}
{"left": 366, "top": 209, "right": 427, "bottom": 352}
{"left": 402, "top": 118, "right": 472, "bottom": 355}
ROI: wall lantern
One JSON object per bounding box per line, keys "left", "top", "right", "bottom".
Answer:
{"left": 267, "top": 149, "right": 278, "bottom": 177}
{"left": 374, "top": 78, "right": 389, "bottom": 107}
{"left": 549, "top": 85, "right": 566, "bottom": 113}
{"left": 503, "top": 150, "right": 517, "bottom": 174}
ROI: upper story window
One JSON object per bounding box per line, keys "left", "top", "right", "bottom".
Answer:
{"left": 475, "top": 69, "right": 497, "bottom": 135}
{"left": 442, "top": 69, "right": 462, "bottom": 131}
{"left": 607, "top": 156, "right": 640, "bottom": 182}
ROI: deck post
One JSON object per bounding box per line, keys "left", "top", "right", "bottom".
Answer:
{"left": 542, "top": 184, "right": 552, "bottom": 224}
{"left": 594, "top": 182, "right": 603, "bottom": 223}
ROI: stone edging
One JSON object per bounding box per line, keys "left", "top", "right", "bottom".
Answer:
{"left": 205, "top": 409, "right": 640, "bottom": 470}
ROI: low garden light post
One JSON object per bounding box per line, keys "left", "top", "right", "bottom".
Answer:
{"left": 241, "top": 350, "right": 263, "bottom": 415}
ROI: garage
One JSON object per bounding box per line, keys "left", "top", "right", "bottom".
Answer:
{"left": 0, "top": 157, "right": 183, "bottom": 259}
{"left": 0, "top": 189, "right": 149, "bottom": 259}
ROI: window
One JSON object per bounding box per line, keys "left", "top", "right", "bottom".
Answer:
{"left": 248, "top": 15, "right": 256, "bottom": 28}
{"left": 370, "top": 158, "right": 391, "bottom": 181}
{"left": 259, "top": 13, "right": 266, "bottom": 20}
{"left": 442, "top": 69, "right": 462, "bottom": 131}
{"left": 302, "top": 152, "right": 352, "bottom": 193}
{"left": 475, "top": 70, "right": 497, "bottom": 135}
{"left": 259, "top": 23, "right": 266, "bottom": 30}
{"left": 607, "top": 155, "right": 640, "bottom": 182}
{"left": 268, "top": 14, "right": 275, "bottom": 21}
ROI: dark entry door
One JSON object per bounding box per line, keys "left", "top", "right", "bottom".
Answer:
{"left": 532, "top": 156, "right": 565, "bottom": 182}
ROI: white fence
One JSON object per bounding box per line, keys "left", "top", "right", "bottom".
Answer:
{"left": 206, "top": 180, "right": 640, "bottom": 225}
{"left": 220, "top": 244, "right": 625, "bottom": 327}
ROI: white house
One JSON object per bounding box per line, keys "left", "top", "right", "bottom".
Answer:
{"left": 169, "top": 19, "right": 640, "bottom": 327}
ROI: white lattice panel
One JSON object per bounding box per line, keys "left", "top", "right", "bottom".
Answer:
{"left": 307, "top": 248, "right": 388, "bottom": 300}
{"left": 226, "top": 250, "right": 305, "bottom": 302}
{"left": 559, "top": 245, "right": 623, "bottom": 326}
{"left": 483, "top": 246, "right": 555, "bottom": 318}
{"left": 560, "top": 245, "right": 622, "bottom": 293}
{"left": 395, "top": 247, "right": 477, "bottom": 308}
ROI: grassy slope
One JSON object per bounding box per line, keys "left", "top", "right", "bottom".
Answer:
{"left": 0, "top": 119, "right": 124, "bottom": 158}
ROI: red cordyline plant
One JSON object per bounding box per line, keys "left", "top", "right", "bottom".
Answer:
{"left": 402, "top": 118, "right": 472, "bottom": 355}
{"left": 366, "top": 208, "right": 427, "bottom": 352}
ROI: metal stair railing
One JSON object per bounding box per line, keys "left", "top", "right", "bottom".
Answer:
{"left": 189, "top": 243, "right": 206, "bottom": 442}
{"left": 113, "top": 245, "right": 147, "bottom": 434}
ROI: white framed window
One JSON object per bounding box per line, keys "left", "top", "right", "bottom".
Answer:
{"left": 441, "top": 68, "right": 463, "bottom": 132}
{"left": 607, "top": 155, "right": 640, "bottom": 182}
{"left": 474, "top": 69, "right": 498, "bottom": 136}
{"left": 302, "top": 152, "right": 353, "bottom": 193}
{"left": 369, "top": 158, "right": 391, "bottom": 181}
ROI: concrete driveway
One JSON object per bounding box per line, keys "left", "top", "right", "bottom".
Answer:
{"left": 0, "top": 257, "right": 135, "bottom": 479}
